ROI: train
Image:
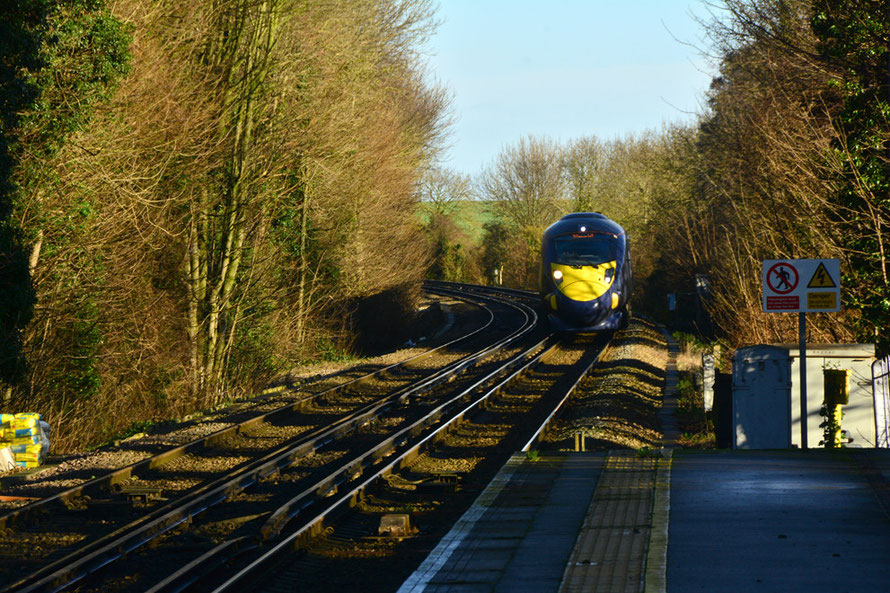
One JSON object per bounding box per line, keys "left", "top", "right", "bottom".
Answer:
{"left": 539, "top": 212, "right": 633, "bottom": 331}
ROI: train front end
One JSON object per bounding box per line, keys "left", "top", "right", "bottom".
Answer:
{"left": 539, "top": 213, "right": 632, "bottom": 332}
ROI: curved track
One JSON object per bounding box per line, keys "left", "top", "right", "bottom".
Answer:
{"left": 202, "top": 332, "right": 611, "bottom": 593}
{"left": 0, "top": 285, "right": 544, "bottom": 593}
{"left": 147, "top": 291, "right": 613, "bottom": 593}
{"left": 0, "top": 283, "right": 620, "bottom": 593}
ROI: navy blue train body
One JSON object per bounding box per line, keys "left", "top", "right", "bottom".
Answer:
{"left": 539, "top": 213, "right": 633, "bottom": 331}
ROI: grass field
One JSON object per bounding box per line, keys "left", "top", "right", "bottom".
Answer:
{"left": 417, "top": 200, "right": 498, "bottom": 245}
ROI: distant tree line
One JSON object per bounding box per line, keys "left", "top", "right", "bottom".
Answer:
{"left": 0, "top": 0, "right": 447, "bottom": 449}
{"left": 423, "top": 0, "right": 889, "bottom": 357}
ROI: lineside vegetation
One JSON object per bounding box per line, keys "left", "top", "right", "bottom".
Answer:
{"left": 425, "top": 0, "right": 889, "bottom": 361}
{"left": 0, "top": 0, "right": 447, "bottom": 449}
{"left": 3, "top": 0, "right": 889, "bottom": 451}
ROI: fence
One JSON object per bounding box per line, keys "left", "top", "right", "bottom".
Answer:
{"left": 874, "top": 356, "right": 890, "bottom": 448}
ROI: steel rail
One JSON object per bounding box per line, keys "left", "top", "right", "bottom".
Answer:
{"left": 521, "top": 337, "right": 611, "bottom": 452}
{"left": 133, "top": 292, "right": 548, "bottom": 593}
{"left": 258, "top": 334, "right": 555, "bottom": 543}
{"left": 142, "top": 537, "right": 258, "bottom": 593}
{"left": 3, "top": 288, "right": 538, "bottom": 593}
{"left": 160, "top": 301, "right": 613, "bottom": 593}
{"left": 425, "top": 280, "right": 539, "bottom": 302}
{"left": 0, "top": 291, "right": 493, "bottom": 533}
{"left": 203, "top": 329, "right": 614, "bottom": 593}
{"left": 144, "top": 331, "right": 558, "bottom": 593}
{"left": 205, "top": 333, "right": 559, "bottom": 593}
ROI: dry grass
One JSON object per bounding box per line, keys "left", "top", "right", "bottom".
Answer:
{"left": 675, "top": 371, "right": 716, "bottom": 448}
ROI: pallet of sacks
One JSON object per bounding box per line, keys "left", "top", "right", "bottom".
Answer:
{"left": 0, "top": 413, "right": 51, "bottom": 471}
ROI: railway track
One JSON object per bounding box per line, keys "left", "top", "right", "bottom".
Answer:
{"left": 193, "top": 331, "right": 611, "bottom": 593}
{"left": 426, "top": 279, "right": 539, "bottom": 302}
{"left": 0, "top": 285, "right": 546, "bottom": 593}
{"left": 0, "top": 282, "right": 624, "bottom": 593}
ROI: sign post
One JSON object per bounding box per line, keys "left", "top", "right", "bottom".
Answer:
{"left": 798, "top": 311, "right": 807, "bottom": 449}
{"left": 762, "top": 259, "right": 841, "bottom": 449}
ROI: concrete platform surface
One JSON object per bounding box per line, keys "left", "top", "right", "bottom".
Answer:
{"left": 398, "top": 450, "right": 663, "bottom": 593}
{"left": 667, "top": 450, "right": 890, "bottom": 593}
{"left": 398, "top": 452, "right": 606, "bottom": 593}
{"left": 398, "top": 449, "right": 890, "bottom": 593}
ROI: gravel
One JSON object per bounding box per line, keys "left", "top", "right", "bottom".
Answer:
{"left": 0, "top": 299, "right": 476, "bottom": 506}
{"left": 543, "top": 317, "right": 669, "bottom": 450}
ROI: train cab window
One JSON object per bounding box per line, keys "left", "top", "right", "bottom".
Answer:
{"left": 553, "top": 234, "right": 617, "bottom": 267}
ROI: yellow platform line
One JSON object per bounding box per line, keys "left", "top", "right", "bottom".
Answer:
{"left": 558, "top": 450, "right": 660, "bottom": 593}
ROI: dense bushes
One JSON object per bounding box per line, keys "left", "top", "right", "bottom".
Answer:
{"left": 0, "top": 0, "right": 447, "bottom": 450}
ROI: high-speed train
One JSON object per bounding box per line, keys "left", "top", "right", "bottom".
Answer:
{"left": 539, "top": 212, "right": 633, "bottom": 331}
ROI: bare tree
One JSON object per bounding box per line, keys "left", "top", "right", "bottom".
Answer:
{"left": 417, "top": 166, "right": 472, "bottom": 216}
{"left": 669, "top": 0, "right": 854, "bottom": 345}
{"left": 478, "top": 136, "right": 564, "bottom": 288}
{"left": 562, "top": 137, "right": 604, "bottom": 212}
{"left": 480, "top": 135, "right": 565, "bottom": 230}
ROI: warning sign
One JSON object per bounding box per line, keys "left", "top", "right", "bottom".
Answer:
{"left": 762, "top": 259, "right": 840, "bottom": 313}
{"left": 807, "top": 262, "right": 837, "bottom": 288}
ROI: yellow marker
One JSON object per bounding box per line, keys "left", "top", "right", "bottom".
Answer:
{"left": 823, "top": 369, "right": 848, "bottom": 448}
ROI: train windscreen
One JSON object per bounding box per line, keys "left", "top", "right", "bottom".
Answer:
{"left": 552, "top": 234, "right": 617, "bottom": 266}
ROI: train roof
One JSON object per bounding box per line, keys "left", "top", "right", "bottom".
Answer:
{"left": 543, "top": 212, "right": 625, "bottom": 238}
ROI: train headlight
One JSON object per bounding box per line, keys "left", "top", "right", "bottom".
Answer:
{"left": 552, "top": 269, "right": 563, "bottom": 282}
{"left": 603, "top": 268, "right": 614, "bottom": 283}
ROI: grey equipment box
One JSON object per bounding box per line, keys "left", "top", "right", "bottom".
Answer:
{"left": 732, "top": 346, "right": 792, "bottom": 449}
{"left": 732, "top": 344, "right": 876, "bottom": 449}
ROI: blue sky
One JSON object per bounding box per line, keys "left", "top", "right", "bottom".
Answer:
{"left": 425, "top": 1, "right": 714, "bottom": 175}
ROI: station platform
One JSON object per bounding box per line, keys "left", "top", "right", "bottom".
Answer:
{"left": 397, "top": 448, "right": 890, "bottom": 593}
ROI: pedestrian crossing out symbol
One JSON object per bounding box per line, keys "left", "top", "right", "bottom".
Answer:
{"left": 767, "top": 262, "right": 798, "bottom": 294}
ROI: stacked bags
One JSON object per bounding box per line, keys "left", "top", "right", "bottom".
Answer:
{"left": 0, "top": 413, "right": 51, "bottom": 470}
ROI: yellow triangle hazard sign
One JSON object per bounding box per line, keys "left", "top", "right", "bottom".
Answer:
{"left": 807, "top": 262, "right": 837, "bottom": 288}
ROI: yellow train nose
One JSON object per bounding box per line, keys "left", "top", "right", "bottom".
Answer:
{"left": 550, "top": 262, "right": 616, "bottom": 302}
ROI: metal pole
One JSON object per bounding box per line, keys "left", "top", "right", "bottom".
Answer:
{"left": 799, "top": 311, "right": 808, "bottom": 449}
